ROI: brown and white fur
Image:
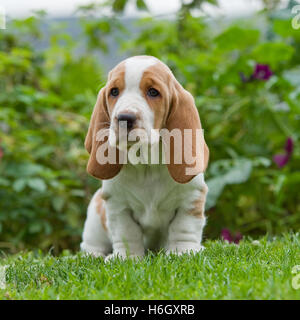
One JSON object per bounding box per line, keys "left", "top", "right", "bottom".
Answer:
{"left": 80, "top": 56, "right": 209, "bottom": 261}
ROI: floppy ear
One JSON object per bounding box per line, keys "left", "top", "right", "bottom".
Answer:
{"left": 85, "top": 87, "right": 122, "bottom": 180}
{"left": 165, "top": 81, "right": 209, "bottom": 184}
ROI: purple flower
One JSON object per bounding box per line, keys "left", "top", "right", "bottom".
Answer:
{"left": 273, "top": 137, "right": 294, "bottom": 168}
{"left": 273, "top": 154, "right": 290, "bottom": 168}
{"left": 285, "top": 137, "right": 294, "bottom": 154}
{"left": 252, "top": 64, "right": 273, "bottom": 81}
{"left": 240, "top": 63, "right": 273, "bottom": 83}
{"left": 221, "top": 228, "right": 243, "bottom": 244}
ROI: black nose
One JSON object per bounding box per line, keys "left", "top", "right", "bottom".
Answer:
{"left": 117, "top": 113, "right": 137, "bottom": 130}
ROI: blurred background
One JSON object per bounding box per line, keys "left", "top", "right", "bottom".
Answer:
{"left": 0, "top": 0, "right": 299, "bottom": 254}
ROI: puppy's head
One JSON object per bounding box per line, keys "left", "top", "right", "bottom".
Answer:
{"left": 85, "top": 56, "right": 209, "bottom": 183}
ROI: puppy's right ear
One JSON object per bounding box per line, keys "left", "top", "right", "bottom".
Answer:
{"left": 165, "top": 81, "right": 209, "bottom": 184}
{"left": 85, "top": 87, "right": 122, "bottom": 180}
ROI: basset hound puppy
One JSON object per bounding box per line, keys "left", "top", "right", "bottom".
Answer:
{"left": 80, "top": 56, "right": 209, "bottom": 261}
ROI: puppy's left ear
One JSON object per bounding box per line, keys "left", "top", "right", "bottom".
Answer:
{"left": 165, "top": 81, "right": 209, "bottom": 184}
{"left": 85, "top": 87, "right": 123, "bottom": 180}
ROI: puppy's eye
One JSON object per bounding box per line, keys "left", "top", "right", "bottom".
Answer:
{"left": 110, "top": 88, "right": 119, "bottom": 97}
{"left": 147, "top": 88, "right": 160, "bottom": 97}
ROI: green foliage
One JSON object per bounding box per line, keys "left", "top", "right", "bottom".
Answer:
{"left": 0, "top": 15, "right": 101, "bottom": 253}
{"left": 1, "top": 234, "right": 299, "bottom": 299}
{"left": 252, "top": 42, "right": 295, "bottom": 68}
{"left": 206, "top": 158, "right": 253, "bottom": 210}
{"left": 0, "top": 2, "right": 299, "bottom": 253}
{"left": 214, "top": 26, "right": 260, "bottom": 51}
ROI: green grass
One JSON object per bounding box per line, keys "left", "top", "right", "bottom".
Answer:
{"left": 1, "top": 234, "right": 299, "bottom": 300}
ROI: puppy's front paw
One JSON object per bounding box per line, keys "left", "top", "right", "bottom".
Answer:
{"left": 166, "top": 244, "right": 205, "bottom": 256}
{"left": 104, "top": 252, "right": 143, "bottom": 263}
{"left": 80, "top": 242, "right": 106, "bottom": 258}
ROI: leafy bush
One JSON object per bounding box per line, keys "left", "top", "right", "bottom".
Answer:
{"left": 0, "top": 1, "right": 299, "bottom": 253}
{"left": 0, "top": 15, "right": 101, "bottom": 253}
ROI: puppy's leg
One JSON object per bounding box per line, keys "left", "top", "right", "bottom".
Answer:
{"left": 104, "top": 201, "right": 144, "bottom": 262}
{"left": 166, "top": 184, "right": 208, "bottom": 255}
{"left": 81, "top": 189, "right": 112, "bottom": 257}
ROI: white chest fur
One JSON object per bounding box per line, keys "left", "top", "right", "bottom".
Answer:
{"left": 102, "top": 164, "right": 206, "bottom": 250}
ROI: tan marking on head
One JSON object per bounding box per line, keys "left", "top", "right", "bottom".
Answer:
{"left": 139, "top": 60, "right": 174, "bottom": 130}
{"left": 188, "top": 184, "right": 208, "bottom": 218}
{"left": 95, "top": 190, "right": 108, "bottom": 232}
{"left": 106, "top": 61, "right": 126, "bottom": 116}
